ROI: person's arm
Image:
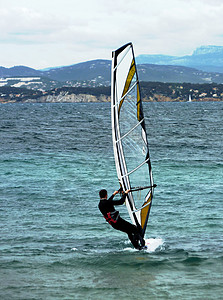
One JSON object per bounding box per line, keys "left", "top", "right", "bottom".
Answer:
{"left": 107, "top": 191, "right": 116, "bottom": 202}
{"left": 108, "top": 189, "right": 130, "bottom": 205}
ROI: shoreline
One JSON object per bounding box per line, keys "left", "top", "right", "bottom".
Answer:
{"left": 1, "top": 94, "right": 222, "bottom": 104}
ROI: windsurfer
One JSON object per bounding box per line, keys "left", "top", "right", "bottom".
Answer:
{"left": 98, "top": 189, "right": 145, "bottom": 250}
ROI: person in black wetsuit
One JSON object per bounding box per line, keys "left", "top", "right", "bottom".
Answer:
{"left": 98, "top": 189, "right": 145, "bottom": 249}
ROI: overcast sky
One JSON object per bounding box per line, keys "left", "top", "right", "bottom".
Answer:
{"left": 1, "top": 0, "right": 223, "bottom": 69}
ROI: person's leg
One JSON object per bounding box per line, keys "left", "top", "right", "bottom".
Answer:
{"left": 128, "top": 232, "right": 140, "bottom": 249}
{"left": 114, "top": 217, "right": 138, "bottom": 235}
{"left": 112, "top": 217, "right": 144, "bottom": 249}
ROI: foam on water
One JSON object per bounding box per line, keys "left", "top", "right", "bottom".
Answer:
{"left": 144, "top": 238, "right": 164, "bottom": 252}
{"left": 123, "top": 238, "right": 164, "bottom": 252}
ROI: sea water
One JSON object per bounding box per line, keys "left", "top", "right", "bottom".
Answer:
{"left": 0, "top": 102, "right": 222, "bottom": 299}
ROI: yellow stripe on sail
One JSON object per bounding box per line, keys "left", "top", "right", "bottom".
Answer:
{"left": 136, "top": 84, "right": 142, "bottom": 122}
{"left": 118, "top": 59, "right": 136, "bottom": 114}
{"left": 140, "top": 194, "right": 152, "bottom": 229}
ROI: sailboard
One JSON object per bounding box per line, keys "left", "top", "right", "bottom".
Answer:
{"left": 111, "top": 43, "right": 156, "bottom": 238}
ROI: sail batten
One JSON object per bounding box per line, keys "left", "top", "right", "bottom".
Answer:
{"left": 133, "top": 200, "right": 152, "bottom": 213}
{"left": 121, "top": 158, "right": 150, "bottom": 177}
{"left": 116, "top": 118, "right": 144, "bottom": 142}
{"left": 111, "top": 43, "right": 155, "bottom": 236}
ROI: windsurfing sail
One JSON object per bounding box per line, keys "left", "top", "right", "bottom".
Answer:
{"left": 111, "top": 43, "right": 156, "bottom": 238}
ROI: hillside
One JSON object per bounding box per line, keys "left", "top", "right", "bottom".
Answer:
{"left": 1, "top": 61, "right": 223, "bottom": 91}
{"left": 136, "top": 45, "right": 223, "bottom": 73}
{"left": 42, "top": 60, "right": 111, "bottom": 84}
{"left": 0, "top": 66, "right": 42, "bottom": 77}
{"left": 43, "top": 61, "right": 223, "bottom": 84}
{"left": 137, "top": 64, "right": 223, "bottom": 84}
{"left": 1, "top": 45, "right": 223, "bottom": 88}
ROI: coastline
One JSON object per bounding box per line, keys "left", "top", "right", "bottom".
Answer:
{"left": 1, "top": 94, "right": 222, "bottom": 104}
{"left": 1, "top": 81, "right": 223, "bottom": 103}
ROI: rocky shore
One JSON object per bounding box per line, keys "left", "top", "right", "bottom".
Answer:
{"left": 23, "top": 93, "right": 111, "bottom": 103}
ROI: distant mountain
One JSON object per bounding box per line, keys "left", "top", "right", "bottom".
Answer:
{"left": 136, "top": 45, "right": 223, "bottom": 73}
{"left": 0, "top": 60, "right": 112, "bottom": 88}
{"left": 137, "top": 64, "right": 223, "bottom": 84}
{"left": 1, "top": 60, "right": 223, "bottom": 89}
{"left": 37, "top": 58, "right": 223, "bottom": 84}
{"left": 1, "top": 45, "right": 223, "bottom": 89}
{"left": 42, "top": 60, "right": 111, "bottom": 84}
{"left": 0, "top": 66, "right": 42, "bottom": 77}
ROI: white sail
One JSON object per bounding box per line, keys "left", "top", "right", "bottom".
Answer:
{"left": 111, "top": 43, "right": 156, "bottom": 237}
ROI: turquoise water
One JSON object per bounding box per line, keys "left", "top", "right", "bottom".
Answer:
{"left": 0, "top": 102, "right": 223, "bottom": 299}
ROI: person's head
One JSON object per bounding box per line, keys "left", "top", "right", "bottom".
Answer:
{"left": 99, "top": 189, "right": 107, "bottom": 199}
